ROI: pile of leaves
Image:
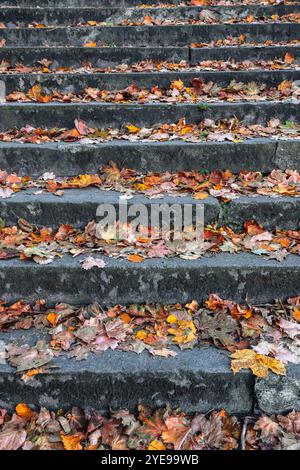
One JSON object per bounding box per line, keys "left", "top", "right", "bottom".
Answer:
{"left": 1, "top": 295, "right": 300, "bottom": 380}
{"left": 6, "top": 79, "right": 300, "bottom": 104}
{"left": 191, "top": 36, "right": 300, "bottom": 48}
{"left": 0, "top": 218, "right": 299, "bottom": 264}
{"left": 2, "top": 11, "right": 300, "bottom": 28}
{"left": 119, "top": 12, "right": 300, "bottom": 26}
{"left": 1, "top": 164, "right": 300, "bottom": 201}
{"left": 0, "top": 117, "right": 299, "bottom": 144}
{"left": 1, "top": 403, "right": 299, "bottom": 451}
{"left": 1, "top": 402, "right": 300, "bottom": 451}
{"left": 0, "top": 51, "right": 297, "bottom": 75}
{"left": 139, "top": 1, "right": 300, "bottom": 6}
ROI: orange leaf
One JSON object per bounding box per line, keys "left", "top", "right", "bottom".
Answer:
{"left": 193, "top": 191, "right": 208, "bottom": 200}
{"left": 120, "top": 313, "right": 131, "bottom": 324}
{"left": 61, "top": 434, "right": 82, "bottom": 451}
{"left": 293, "top": 308, "right": 300, "bottom": 323}
{"left": 15, "top": 403, "right": 33, "bottom": 421}
{"left": 127, "top": 254, "right": 144, "bottom": 263}
{"left": 47, "top": 312, "right": 59, "bottom": 326}
{"left": 84, "top": 41, "right": 96, "bottom": 47}
{"left": 284, "top": 52, "right": 294, "bottom": 64}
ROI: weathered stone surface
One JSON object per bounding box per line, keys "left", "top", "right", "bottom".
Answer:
{"left": 224, "top": 196, "right": 300, "bottom": 231}
{"left": 1, "top": 190, "right": 298, "bottom": 231}
{"left": 1, "top": 4, "right": 297, "bottom": 26}
{"left": 0, "top": 139, "right": 288, "bottom": 176}
{"left": 1, "top": 23, "right": 299, "bottom": 47}
{"left": 0, "top": 329, "right": 253, "bottom": 414}
{"left": 0, "top": 102, "right": 298, "bottom": 130}
{"left": 255, "top": 365, "right": 300, "bottom": 414}
{"left": 0, "top": 254, "right": 300, "bottom": 306}
{"left": 0, "top": 189, "right": 220, "bottom": 228}
{"left": 3, "top": 70, "right": 299, "bottom": 94}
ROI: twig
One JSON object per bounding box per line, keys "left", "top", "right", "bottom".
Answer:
{"left": 241, "top": 417, "right": 250, "bottom": 451}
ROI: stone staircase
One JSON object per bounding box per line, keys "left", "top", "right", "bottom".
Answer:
{"left": 0, "top": 0, "right": 300, "bottom": 417}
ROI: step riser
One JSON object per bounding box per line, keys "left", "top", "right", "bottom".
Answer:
{"left": 0, "top": 343, "right": 254, "bottom": 414}
{"left": 0, "top": 193, "right": 299, "bottom": 231}
{"left": 1, "top": 5, "right": 298, "bottom": 25}
{"left": 0, "top": 47, "right": 189, "bottom": 67}
{"left": 1, "top": 45, "right": 298, "bottom": 68}
{"left": 1, "top": 24, "right": 299, "bottom": 47}
{"left": 0, "top": 102, "right": 298, "bottom": 130}
{"left": 0, "top": 193, "right": 219, "bottom": 229}
{"left": 0, "top": 140, "right": 298, "bottom": 175}
{"left": 0, "top": 255, "right": 299, "bottom": 305}
{"left": 2, "top": 70, "right": 300, "bottom": 94}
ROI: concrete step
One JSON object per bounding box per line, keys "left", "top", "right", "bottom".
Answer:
{"left": 0, "top": 189, "right": 299, "bottom": 231}
{"left": 0, "top": 101, "right": 298, "bottom": 130}
{"left": 0, "top": 45, "right": 298, "bottom": 68}
{"left": 1, "top": 4, "right": 298, "bottom": 26}
{"left": 190, "top": 44, "right": 300, "bottom": 63}
{"left": 0, "top": 23, "right": 299, "bottom": 47}
{"left": 0, "top": 140, "right": 298, "bottom": 176}
{"left": 2, "top": 0, "right": 300, "bottom": 8}
{"left": 0, "top": 253, "right": 299, "bottom": 306}
{"left": 0, "top": 328, "right": 254, "bottom": 414}
{"left": 2, "top": 70, "right": 300, "bottom": 95}
{"left": 1, "top": 324, "right": 300, "bottom": 414}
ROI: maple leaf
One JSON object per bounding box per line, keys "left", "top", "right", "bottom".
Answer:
{"left": 254, "top": 416, "right": 280, "bottom": 438}
{"left": 161, "top": 415, "right": 189, "bottom": 445}
{"left": 231, "top": 349, "right": 286, "bottom": 378}
{"left": 143, "top": 411, "right": 167, "bottom": 439}
{"left": 0, "top": 415, "right": 27, "bottom": 450}
{"left": 278, "top": 410, "right": 300, "bottom": 435}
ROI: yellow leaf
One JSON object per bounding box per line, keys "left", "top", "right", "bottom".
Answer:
{"left": 231, "top": 349, "right": 286, "bottom": 378}
{"left": 148, "top": 440, "right": 166, "bottom": 450}
{"left": 15, "top": 403, "right": 33, "bottom": 421}
{"left": 167, "top": 314, "right": 178, "bottom": 324}
{"left": 126, "top": 124, "right": 141, "bottom": 134}
{"left": 61, "top": 434, "right": 82, "bottom": 451}
{"left": 170, "top": 79, "right": 184, "bottom": 91}
{"left": 256, "top": 354, "right": 286, "bottom": 376}
{"left": 136, "top": 330, "right": 147, "bottom": 340}
{"left": 193, "top": 191, "right": 208, "bottom": 200}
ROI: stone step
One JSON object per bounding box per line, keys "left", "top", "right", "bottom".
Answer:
{"left": 0, "top": 189, "right": 299, "bottom": 231}
{"left": 2, "top": 0, "right": 300, "bottom": 8}
{"left": 0, "top": 23, "right": 299, "bottom": 47}
{"left": 0, "top": 45, "right": 298, "bottom": 68}
{"left": 0, "top": 140, "right": 298, "bottom": 176}
{"left": 1, "top": 326, "right": 299, "bottom": 415}
{"left": 2, "top": 70, "right": 300, "bottom": 95}
{"left": 0, "top": 328, "right": 254, "bottom": 414}
{"left": 0, "top": 101, "right": 297, "bottom": 130}
{"left": 0, "top": 4, "right": 298, "bottom": 26}
{"left": 0, "top": 253, "right": 299, "bottom": 305}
